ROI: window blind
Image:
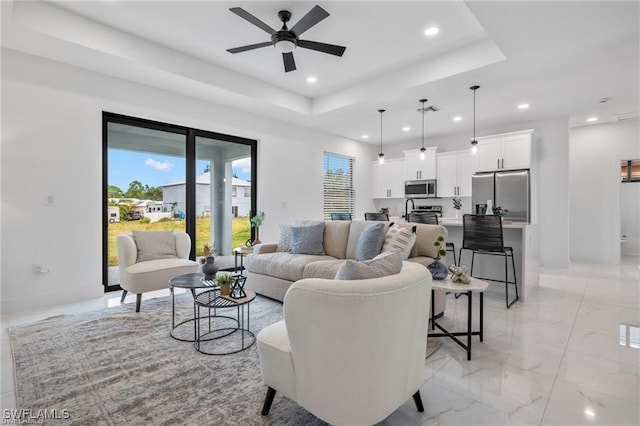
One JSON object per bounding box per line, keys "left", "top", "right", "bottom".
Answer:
{"left": 323, "top": 153, "right": 354, "bottom": 220}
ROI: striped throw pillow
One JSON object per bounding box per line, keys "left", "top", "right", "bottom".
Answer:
{"left": 381, "top": 224, "right": 416, "bottom": 260}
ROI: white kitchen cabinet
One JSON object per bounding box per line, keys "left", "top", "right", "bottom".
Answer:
{"left": 372, "top": 159, "right": 405, "bottom": 198}
{"left": 475, "top": 130, "right": 533, "bottom": 172}
{"left": 436, "top": 151, "right": 475, "bottom": 197}
{"left": 404, "top": 147, "right": 437, "bottom": 181}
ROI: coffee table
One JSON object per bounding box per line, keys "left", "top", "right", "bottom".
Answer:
{"left": 193, "top": 289, "right": 256, "bottom": 355}
{"left": 169, "top": 272, "right": 218, "bottom": 342}
{"left": 428, "top": 275, "right": 488, "bottom": 360}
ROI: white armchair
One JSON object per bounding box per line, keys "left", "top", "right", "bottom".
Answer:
{"left": 117, "top": 232, "right": 199, "bottom": 312}
{"left": 257, "top": 261, "right": 432, "bottom": 425}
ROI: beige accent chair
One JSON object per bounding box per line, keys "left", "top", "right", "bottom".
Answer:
{"left": 117, "top": 232, "right": 199, "bottom": 312}
{"left": 257, "top": 261, "right": 432, "bottom": 425}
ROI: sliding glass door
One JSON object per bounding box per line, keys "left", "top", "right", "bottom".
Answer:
{"left": 103, "top": 113, "right": 257, "bottom": 291}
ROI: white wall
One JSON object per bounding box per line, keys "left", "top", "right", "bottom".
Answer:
{"left": 377, "top": 117, "right": 570, "bottom": 268}
{"left": 0, "top": 50, "right": 377, "bottom": 312}
{"left": 621, "top": 181, "right": 640, "bottom": 256}
{"left": 569, "top": 119, "right": 640, "bottom": 264}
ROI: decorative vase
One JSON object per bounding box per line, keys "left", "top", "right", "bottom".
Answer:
{"left": 219, "top": 282, "right": 231, "bottom": 296}
{"left": 202, "top": 256, "right": 218, "bottom": 280}
{"left": 252, "top": 228, "right": 261, "bottom": 246}
{"left": 454, "top": 209, "right": 460, "bottom": 219}
{"left": 427, "top": 259, "right": 448, "bottom": 280}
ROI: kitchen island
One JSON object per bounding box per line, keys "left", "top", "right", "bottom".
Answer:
{"left": 440, "top": 218, "right": 539, "bottom": 302}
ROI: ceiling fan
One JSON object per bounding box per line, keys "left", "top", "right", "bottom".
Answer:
{"left": 226, "top": 5, "right": 346, "bottom": 73}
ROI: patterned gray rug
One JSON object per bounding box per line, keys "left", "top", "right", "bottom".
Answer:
{"left": 9, "top": 292, "right": 439, "bottom": 425}
{"left": 9, "top": 293, "right": 326, "bottom": 425}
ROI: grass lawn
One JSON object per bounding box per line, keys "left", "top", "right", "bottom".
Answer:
{"left": 107, "top": 217, "right": 251, "bottom": 266}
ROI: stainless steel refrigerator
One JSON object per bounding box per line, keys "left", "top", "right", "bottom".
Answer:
{"left": 471, "top": 169, "right": 530, "bottom": 222}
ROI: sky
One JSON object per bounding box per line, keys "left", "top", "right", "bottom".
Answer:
{"left": 108, "top": 149, "right": 252, "bottom": 191}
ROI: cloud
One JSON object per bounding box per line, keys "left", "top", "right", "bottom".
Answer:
{"left": 145, "top": 158, "right": 174, "bottom": 171}
{"left": 232, "top": 157, "right": 251, "bottom": 173}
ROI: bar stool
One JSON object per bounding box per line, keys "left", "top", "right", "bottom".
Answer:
{"left": 458, "top": 214, "right": 518, "bottom": 308}
{"left": 407, "top": 213, "right": 457, "bottom": 265}
{"left": 364, "top": 212, "right": 389, "bottom": 221}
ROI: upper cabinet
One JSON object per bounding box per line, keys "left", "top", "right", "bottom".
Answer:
{"left": 437, "top": 150, "right": 475, "bottom": 197}
{"left": 371, "top": 159, "right": 405, "bottom": 199}
{"left": 475, "top": 130, "right": 533, "bottom": 172}
{"left": 403, "top": 147, "right": 437, "bottom": 180}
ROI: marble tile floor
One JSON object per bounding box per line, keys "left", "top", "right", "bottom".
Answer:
{"left": 1, "top": 258, "right": 639, "bottom": 425}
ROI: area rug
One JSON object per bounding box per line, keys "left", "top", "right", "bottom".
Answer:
{"left": 9, "top": 293, "right": 436, "bottom": 425}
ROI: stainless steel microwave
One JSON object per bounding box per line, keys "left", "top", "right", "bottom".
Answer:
{"left": 404, "top": 179, "right": 437, "bottom": 198}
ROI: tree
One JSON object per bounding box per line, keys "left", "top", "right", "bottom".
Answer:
{"left": 125, "top": 180, "right": 146, "bottom": 199}
{"left": 108, "top": 185, "right": 124, "bottom": 198}
{"left": 145, "top": 186, "right": 163, "bottom": 201}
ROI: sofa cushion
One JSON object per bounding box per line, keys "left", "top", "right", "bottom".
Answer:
{"left": 276, "top": 224, "right": 294, "bottom": 252}
{"left": 355, "top": 223, "right": 386, "bottom": 261}
{"left": 246, "top": 252, "right": 335, "bottom": 282}
{"left": 302, "top": 259, "right": 345, "bottom": 279}
{"left": 334, "top": 250, "right": 403, "bottom": 280}
{"left": 396, "top": 223, "right": 448, "bottom": 259}
{"left": 132, "top": 231, "right": 177, "bottom": 262}
{"left": 323, "top": 221, "right": 351, "bottom": 259}
{"left": 291, "top": 221, "right": 326, "bottom": 255}
{"left": 345, "top": 221, "right": 391, "bottom": 259}
{"left": 381, "top": 224, "right": 417, "bottom": 260}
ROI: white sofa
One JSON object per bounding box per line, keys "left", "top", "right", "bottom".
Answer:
{"left": 257, "top": 261, "right": 432, "bottom": 425}
{"left": 117, "top": 232, "right": 199, "bottom": 312}
{"left": 244, "top": 220, "right": 448, "bottom": 315}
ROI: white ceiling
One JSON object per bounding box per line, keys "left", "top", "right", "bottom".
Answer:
{"left": 2, "top": 0, "right": 639, "bottom": 145}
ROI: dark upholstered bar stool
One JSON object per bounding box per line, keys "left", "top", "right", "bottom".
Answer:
{"left": 458, "top": 214, "right": 518, "bottom": 308}
{"left": 330, "top": 212, "right": 352, "bottom": 220}
{"left": 364, "top": 212, "right": 389, "bottom": 221}
{"left": 407, "top": 213, "right": 457, "bottom": 265}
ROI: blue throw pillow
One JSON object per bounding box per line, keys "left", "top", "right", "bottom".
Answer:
{"left": 290, "top": 222, "right": 326, "bottom": 255}
{"left": 355, "top": 223, "right": 386, "bottom": 261}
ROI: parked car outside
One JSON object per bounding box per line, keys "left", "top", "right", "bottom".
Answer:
{"left": 126, "top": 211, "right": 143, "bottom": 221}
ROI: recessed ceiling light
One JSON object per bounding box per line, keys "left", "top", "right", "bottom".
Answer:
{"left": 306, "top": 76, "right": 317, "bottom": 84}
{"left": 453, "top": 116, "right": 462, "bottom": 122}
{"left": 587, "top": 117, "right": 598, "bottom": 122}
{"left": 517, "top": 103, "right": 530, "bottom": 110}
{"left": 402, "top": 126, "right": 411, "bottom": 132}
{"left": 424, "top": 27, "right": 439, "bottom": 36}
{"left": 361, "top": 134, "right": 369, "bottom": 139}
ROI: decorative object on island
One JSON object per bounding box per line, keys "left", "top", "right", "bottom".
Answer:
{"left": 249, "top": 211, "right": 266, "bottom": 246}
{"left": 378, "top": 109, "right": 386, "bottom": 164}
{"left": 426, "top": 235, "right": 448, "bottom": 280}
{"left": 230, "top": 275, "right": 247, "bottom": 299}
{"left": 448, "top": 264, "right": 471, "bottom": 284}
{"left": 492, "top": 206, "right": 509, "bottom": 217}
{"left": 216, "top": 271, "right": 233, "bottom": 296}
{"left": 379, "top": 207, "right": 389, "bottom": 215}
{"left": 200, "top": 244, "right": 218, "bottom": 280}
{"left": 453, "top": 197, "right": 462, "bottom": 219}
{"left": 469, "top": 85, "right": 480, "bottom": 154}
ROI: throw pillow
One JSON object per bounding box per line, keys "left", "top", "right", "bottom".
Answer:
{"left": 276, "top": 224, "right": 293, "bottom": 252}
{"left": 335, "top": 250, "right": 403, "bottom": 280}
{"left": 355, "top": 223, "right": 386, "bottom": 261}
{"left": 132, "top": 231, "right": 177, "bottom": 262}
{"left": 381, "top": 224, "right": 417, "bottom": 260}
{"left": 290, "top": 221, "right": 325, "bottom": 255}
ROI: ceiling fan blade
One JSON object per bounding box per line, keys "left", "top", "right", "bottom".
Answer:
{"left": 229, "top": 7, "right": 276, "bottom": 35}
{"left": 283, "top": 52, "right": 296, "bottom": 72}
{"left": 298, "top": 40, "right": 346, "bottom": 57}
{"left": 227, "top": 41, "right": 273, "bottom": 54}
{"left": 290, "top": 5, "right": 329, "bottom": 36}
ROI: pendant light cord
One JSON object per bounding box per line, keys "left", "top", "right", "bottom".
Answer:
{"left": 421, "top": 100, "right": 425, "bottom": 150}
{"left": 473, "top": 89, "right": 476, "bottom": 140}
{"left": 378, "top": 109, "right": 385, "bottom": 154}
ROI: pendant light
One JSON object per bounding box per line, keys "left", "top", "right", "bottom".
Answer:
{"left": 418, "top": 98, "right": 428, "bottom": 160}
{"left": 378, "top": 109, "right": 386, "bottom": 164}
{"left": 470, "top": 85, "right": 480, "bottom": 154}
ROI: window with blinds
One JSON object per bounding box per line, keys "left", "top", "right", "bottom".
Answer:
{"left": 323, "top": 153, "right": 355, "bottom": 220}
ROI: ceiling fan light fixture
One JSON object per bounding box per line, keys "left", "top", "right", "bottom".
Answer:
{"left": 274, "top": 38, "right": 296, "bottom": 53}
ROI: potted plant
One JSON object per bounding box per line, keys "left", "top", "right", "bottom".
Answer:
{"left": 492, "top": 206, "right": 509, "bottom": 217}
{"left": 426, "top": 235, "right": 448, "bottom": 280}
{"left": 249, "top": 211, "right": 265, "bottom": 245}
{"left": 452, "top": 198, "right": 462, "bottom": 219}
{"left": 216, "top": 271, "right": 233, "bottom": 296}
